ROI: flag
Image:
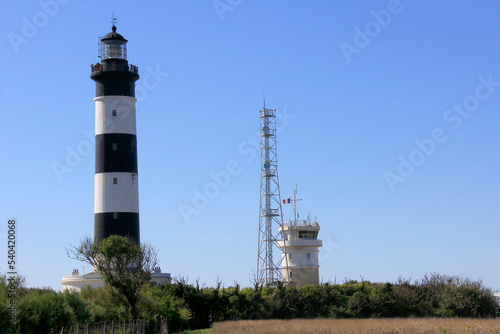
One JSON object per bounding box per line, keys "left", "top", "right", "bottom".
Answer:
{"left": 283, "top": 198, "right": 291, "bottom": 204}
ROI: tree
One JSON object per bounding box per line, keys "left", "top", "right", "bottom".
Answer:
{"left": 68, "top": 235, "right": 159, "bottom": 318}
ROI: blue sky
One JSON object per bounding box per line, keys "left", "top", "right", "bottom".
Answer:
{"left": 1, "top": 0, "right": 500, "bottom": 291}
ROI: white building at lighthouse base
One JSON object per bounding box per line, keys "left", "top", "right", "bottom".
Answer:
{"left": 61, "top": 268, "right": 171, "bottom": 292}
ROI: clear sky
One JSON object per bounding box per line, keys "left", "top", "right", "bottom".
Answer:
{"left": 1, "top": 1, "right": 499, "bottom": 291}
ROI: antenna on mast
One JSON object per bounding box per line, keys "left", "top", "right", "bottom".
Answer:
{"left": 111, "top": 13, "right": 117, "bottom": 27}
{"left": 292, "top": 185, "right": 302, "bottom": 225}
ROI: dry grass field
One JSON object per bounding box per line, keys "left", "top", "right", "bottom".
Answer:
{"left": 211, "top": 318, "right": 500, "bottom": 334}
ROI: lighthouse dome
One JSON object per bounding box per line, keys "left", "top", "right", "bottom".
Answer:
{"left": 101, "top": 25, "right": 128, "bottom": 42}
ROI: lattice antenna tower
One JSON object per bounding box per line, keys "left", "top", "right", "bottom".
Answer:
{"left": 256, "top": 99, "right": 289, "bottom": 286}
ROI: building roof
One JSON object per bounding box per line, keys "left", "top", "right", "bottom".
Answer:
{"left": 281, "top": 219, "right": 320, "bottom": 230}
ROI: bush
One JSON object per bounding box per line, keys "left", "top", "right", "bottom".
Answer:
{"left": 4, "top": 273, "right": 499, "bottom": 332}
{"left": 17, "top": 290, "right": 73, "bottom": 333}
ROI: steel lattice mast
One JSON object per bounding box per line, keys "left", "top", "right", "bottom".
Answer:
{"left": 256, "top": 100, "right": 288, "bottom": 286}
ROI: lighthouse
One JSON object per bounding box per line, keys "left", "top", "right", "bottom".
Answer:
{"left": 90, "top": 23, "right": 140, "bottom": 245}
{"left": 61, "top": 22, "right": 171, "bottom": 291}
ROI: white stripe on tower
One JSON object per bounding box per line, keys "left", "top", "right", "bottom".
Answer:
{"left": 94, "top": 172, "right": 139, "bottom": 213}
{"left": 95, "top": 97, "right": 137, "bottom": 135}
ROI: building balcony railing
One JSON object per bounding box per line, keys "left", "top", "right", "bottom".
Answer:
{"left": 90, "top": 62, "right": 139, "bottom": 74}
{"left": 277, "top": 239, "right": 322, "bottom": 248}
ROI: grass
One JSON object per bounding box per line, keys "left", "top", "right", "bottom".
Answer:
{"left": 182, "top": 329, "right": 212, "bottom": 334}
{"left": 210, "top": 318, "right": 500, "bottom": 334}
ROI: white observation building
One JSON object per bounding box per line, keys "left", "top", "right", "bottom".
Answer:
{"left": 278, "top": 189, "right": 322, "bottom": 287}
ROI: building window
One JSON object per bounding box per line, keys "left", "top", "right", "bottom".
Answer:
{"left": 112, "top": 143, "right": 117, "bottom": 151}
{"left": 112, "top": 109, "right": 117, "bottom": 116}
{"left": 289, "top": 254, "right": 292, "bottom": 261}
{"left": 113, "top": 212, "right": 118, "bottom": 219}
{"left": 290, "top": 271, "right": 293, "bottom": 279}
{"left": 113, "top": 177, "right": 117, "bottom": 184}
{"left": 307, "top": 253, "right": 311, "bottom": 261}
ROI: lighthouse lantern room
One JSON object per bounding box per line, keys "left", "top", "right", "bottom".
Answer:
{"left": 101, "top": 26, "right": 127, "bottom": 60}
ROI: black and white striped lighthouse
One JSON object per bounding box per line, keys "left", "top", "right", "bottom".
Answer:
{"left": 90, "top": 24, "right": 140, "bottom": 245}
{"left": 61, "top": 22, "right": 172, "bottom": 291}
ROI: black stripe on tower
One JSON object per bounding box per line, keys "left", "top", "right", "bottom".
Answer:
{"left": 94, "top": 213, "right": 140, "bottom": 245}
{"left": 95, "top": 134, "right": 138, "bottom": 173}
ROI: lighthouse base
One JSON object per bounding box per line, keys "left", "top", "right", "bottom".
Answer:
{"left": 61, "top": 268, "right": 171, "bottom": 292}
